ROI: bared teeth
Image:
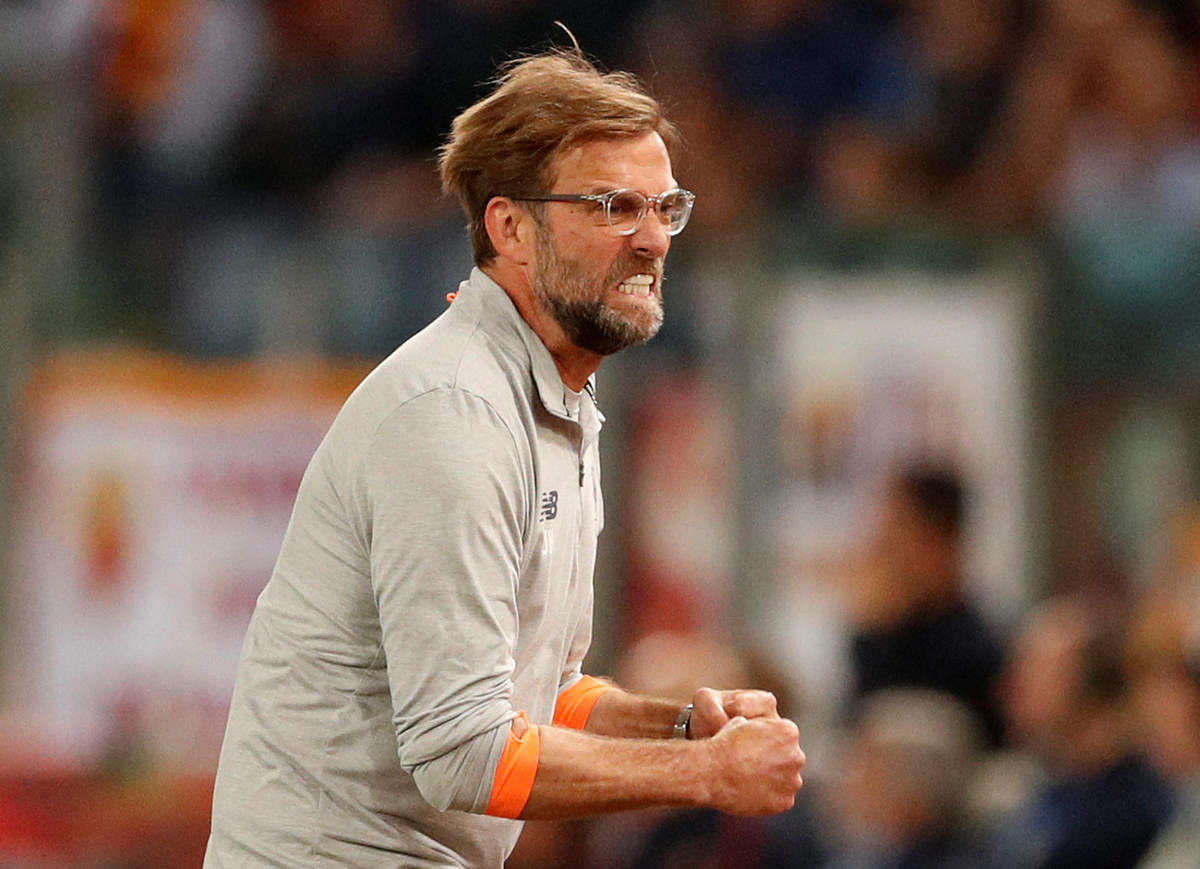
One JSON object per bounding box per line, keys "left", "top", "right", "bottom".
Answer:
{"left": 617, "top": 274, "right": 656, "bottom": 297}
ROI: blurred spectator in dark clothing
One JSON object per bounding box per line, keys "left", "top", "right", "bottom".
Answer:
{"left": 950, "top": 0, "right": 1200, "bottom": 392}
{"left": 229, "top": 0, "right": 652, "bottom": 200}
{"left": 84, "top": 0, "right": 660, "bottom": 356}
{"left": 945, "top": 0, "right": 1136, "bottom": 229}
{"left": 845, "top": 465, "right": 1007, "bottom": 746}
{"left": 85, "top": 0, "right": 269, "bottom": 344}
{"left": 894, "top": 0, "right": 1029, "bottom": 217}
{"left": 988, "top": 595, "right": 1173, "bottom": 869}
{"left": 1044, "top": 0, "right": 1200, "bottom": 388}
{"left": 1124, "top": 520, "right": 1200, "bottom": 868}
{"left": 707, "top": 0, "right": 915, "bottom": 198}
{"left": 818, "top": 688, "right": 987, "bottom": 869}
{"left": 626, "top": 805, "right": 826, "bottom": 869}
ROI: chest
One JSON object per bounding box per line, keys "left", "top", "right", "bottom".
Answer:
{"left": 513, "top": 412, "right": 602, "bottom": 650}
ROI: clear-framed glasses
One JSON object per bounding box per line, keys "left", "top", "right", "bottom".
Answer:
{"left": 506, "top": 187, "right": 696, "bottom": 236}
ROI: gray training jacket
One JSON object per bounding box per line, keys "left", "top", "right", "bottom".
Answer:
{"left": 205, "top": 268, "right": 603, "bottom": 867}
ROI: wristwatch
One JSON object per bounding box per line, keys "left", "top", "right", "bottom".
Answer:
{"left": 672, "top": 703, "right": 693, "bottom": 740}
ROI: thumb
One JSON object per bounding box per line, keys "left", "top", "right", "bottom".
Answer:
{"left": 721, "top": 715, "right": 749, "bottom": 732}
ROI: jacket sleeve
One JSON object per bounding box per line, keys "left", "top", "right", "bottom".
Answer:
{"left": 362, "top": 387, "right": 531, "bottom": 813}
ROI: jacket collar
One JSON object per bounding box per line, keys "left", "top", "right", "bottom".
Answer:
{"left": 458, "top": 268, "right": 600, "bottom": 429}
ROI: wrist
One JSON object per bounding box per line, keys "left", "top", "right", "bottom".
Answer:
{"left": 691, "top": 736, "right": 720, "bottom": 808}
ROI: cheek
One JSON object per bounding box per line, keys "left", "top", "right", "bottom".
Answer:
{"left": 1135, "top": 677, "right": 1193, "bottom": 742}
{"left": 577, "top": 246, "right": 627, "bottom": 294}
{"left": 569, "top": 253, "right": 615, "bottom": 295}
{"left": 554, "top": 232, "right": 618, "bottom": 274}
{"left": 1004, "top": 663, "right": 1064, "bottom": 729}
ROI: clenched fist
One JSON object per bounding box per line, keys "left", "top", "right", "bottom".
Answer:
{"left": 688, "top": 687, "right": 780, "bottom": 739}
{"left": 705, "top": 715, "right": 805, "bottom": 816}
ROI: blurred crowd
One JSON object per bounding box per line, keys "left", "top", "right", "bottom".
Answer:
{"left": 511, "top": 465, "right": 1200, "bottom": 869}
{"left": 5, "top": 0, "right": 1200, "bottom": 866}
{"left": 20, "top": 0, "right": 1199, "bottom": 370}
{"left": 22, "top": 0, "right": 1200, "bottom": 574}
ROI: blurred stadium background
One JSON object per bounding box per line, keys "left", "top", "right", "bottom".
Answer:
{"left": 2, "top": 0, "right": 1200, "bottom": 866}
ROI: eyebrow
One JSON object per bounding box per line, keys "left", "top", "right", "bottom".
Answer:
{"left": 581, "top": 185, "right": 682, "bottom": 195}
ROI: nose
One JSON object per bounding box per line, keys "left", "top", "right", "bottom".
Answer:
{"left": 629, "top": 210, "right": 671, "bottom": 260}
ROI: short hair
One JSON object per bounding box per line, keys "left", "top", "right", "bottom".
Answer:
{"left": 1079, "top": 615, "right": 1130, "bottom": 704}
{"left": 1042, "top": 594, "right": 1129, "bottom": 706}
{"left": 439, "top": 49, "right": 680, "bottom": 265}
{"left": 897, "top": 465, "right": 965, "bottom": 538}
{"left": 854, "top": 688, "right": 984, "bottom": 823}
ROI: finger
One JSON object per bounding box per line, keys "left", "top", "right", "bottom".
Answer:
{"left": 722, "top": 689, "right": 779, "bottom": 720}
{"left": 688, "top": 687, "right": 730, "bottom": 739}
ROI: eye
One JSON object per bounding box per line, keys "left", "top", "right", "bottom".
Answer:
{"left": 606, "top": 191, "right": 645, "bottom": 220}
{"left": 659, "top": 192, "right": 687, "bottom": 219}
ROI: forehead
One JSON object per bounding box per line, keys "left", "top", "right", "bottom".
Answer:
{"left": 548, "top": 132, "right": 676, "bottom": 192}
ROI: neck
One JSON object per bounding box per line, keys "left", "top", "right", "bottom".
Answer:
{"left": 482, "top": 262, "right": 603, "bottom": 392}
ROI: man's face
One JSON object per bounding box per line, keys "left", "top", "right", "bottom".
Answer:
{"left": 530, "top": 132, "right": 676, "bottom": 356}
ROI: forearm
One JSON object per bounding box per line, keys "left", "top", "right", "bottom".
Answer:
{"left": 581, "top": 685, "right": 683, "bottom": 739}
{"left": 579, "top": 683, "right": 780, "bottom": 741}
{"left": 519, "top": 725, "right": 709, "bottom": 819}
{"left": 516, "top": 712, "right": 805, "bottom": 820}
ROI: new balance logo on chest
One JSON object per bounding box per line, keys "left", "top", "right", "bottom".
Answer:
{"left": 539, "top": 490, "right": 558, "bottom": 521}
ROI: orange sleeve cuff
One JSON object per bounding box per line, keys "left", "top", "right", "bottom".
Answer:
{"left": 553, "top": 675, "right": 613, "bottom": 730}
{"left": 484, "top": 713, "right": 541, "bottom": 819}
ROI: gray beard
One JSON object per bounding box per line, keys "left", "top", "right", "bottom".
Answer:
{"left": 536, "top": 292, "right": 660, "bottom": 356}
{"left": 532, "top": 225, "right": 663, "bottom": 356}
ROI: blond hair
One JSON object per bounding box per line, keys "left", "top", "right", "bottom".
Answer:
{"left": 439, "top": 50, "right": 679, "bottom": 265}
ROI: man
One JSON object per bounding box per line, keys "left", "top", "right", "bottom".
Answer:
{"left": 846, "top": 465, "right": 1006, "bottom": 745}
{"left": 205, "top": 49, "right": 805, "bottom": 867}
{"left": 988, "top": 595, "right": 1171, "bottom": 868}
{"left": 823, "top": 688, "right": 985, "bottom": 869}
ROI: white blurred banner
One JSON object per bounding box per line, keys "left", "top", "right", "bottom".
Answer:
{"left": 3, "top": 350, "right": 364, "bottom": 771}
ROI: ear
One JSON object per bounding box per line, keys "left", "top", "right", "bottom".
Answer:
{"left": 484, "top": 196, "right": 536, "bottom": 266}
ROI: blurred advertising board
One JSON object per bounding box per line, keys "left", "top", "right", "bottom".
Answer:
{"left": 3, "top": 349, "right": 367, "bottom": 772}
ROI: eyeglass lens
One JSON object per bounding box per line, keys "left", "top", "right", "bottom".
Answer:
{"left": 606, "top": 190, "right": 693, "bottom": 236}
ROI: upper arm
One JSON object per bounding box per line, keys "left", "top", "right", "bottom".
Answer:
{"left": 362, "top": 388, "right": 532, "bottom": 807}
